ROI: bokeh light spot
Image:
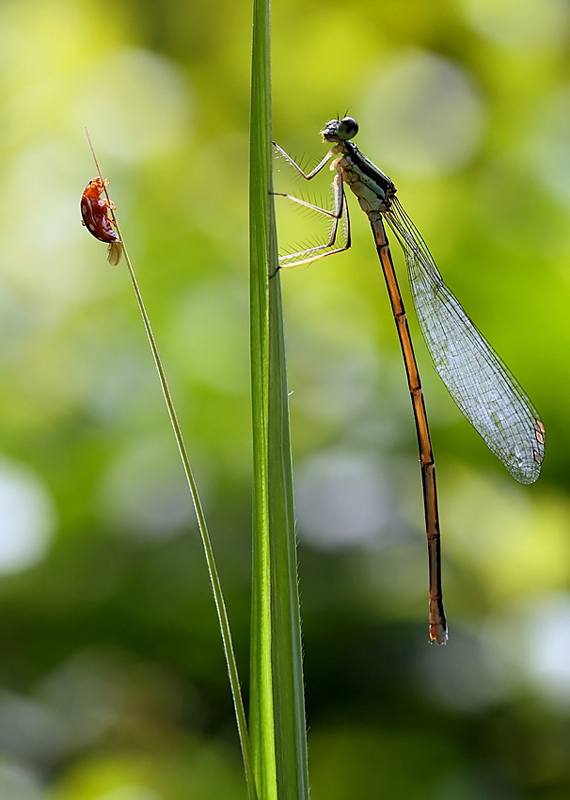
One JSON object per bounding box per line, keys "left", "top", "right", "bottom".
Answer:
{"left": 530, "top": 87, "right": 570, "bottom": 208}
{"left": 461, "top": 0, "right": 570, "bottom": 49}
{"left": 360, "top": 51, "right": 484, "bottom": 177}
{"left": 100, "top": 438, "right": 194, "bottom": 541}
{"left": 296, "top": 451, "right": 395, "bottom": 549}
{"left": 73, "top": 47, "right": 192, "bottom": 162}
{"left": 0, "top": 459, "right": 55, "bottom": 573}
{"left": 0, "top": 760, "right": 45, "bottom": 800}
{"left": 491, "top": 593, "right": 570, "bottom": 710}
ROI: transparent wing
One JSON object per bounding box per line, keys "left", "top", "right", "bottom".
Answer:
{"left": 385, "top": 198, "right": 545, "bottom": 484}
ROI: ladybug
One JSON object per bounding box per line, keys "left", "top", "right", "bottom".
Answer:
{"left": 81, "top": 177, "right": 123, "bottom": 265}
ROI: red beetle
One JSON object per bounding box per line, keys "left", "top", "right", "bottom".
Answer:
{"left": 81, "top": 177, "right": 123, "bottom": 265}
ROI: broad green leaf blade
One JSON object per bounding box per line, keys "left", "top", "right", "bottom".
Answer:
{"left": 267, "top": 265, "right": 310, "bottom": 800}
{"left": 249, "top": 0, "right": 310, "bottom": 795}
{"left": 249, "top": 0, "right": 276, "bottom": 794}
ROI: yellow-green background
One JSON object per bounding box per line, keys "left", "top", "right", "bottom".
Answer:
{"left": 0, "top": 0, "right": 569, "bottom": 797}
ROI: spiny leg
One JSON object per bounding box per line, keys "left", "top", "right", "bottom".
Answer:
{"left": 272, "top": 142, "right": 332, "bottom": 180}
{"left": 273, "top": 166, "right": 352, "bottom": 268}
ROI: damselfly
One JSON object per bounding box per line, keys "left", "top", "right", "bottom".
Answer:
{"left": 273, "top": 116, "right": 545, "bottom": 644}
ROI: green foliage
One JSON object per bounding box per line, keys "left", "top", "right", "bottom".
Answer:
{"left": 0, "top": 0, "right": 569, "bottom": 798}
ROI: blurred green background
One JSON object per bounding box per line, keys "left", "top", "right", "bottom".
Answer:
{"left": 0, "top": 0, "right": 569, "bottom": 797}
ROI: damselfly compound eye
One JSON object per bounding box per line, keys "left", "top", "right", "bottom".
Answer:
{"left": 337, "top": 117, "right": 358, "bottom": 140}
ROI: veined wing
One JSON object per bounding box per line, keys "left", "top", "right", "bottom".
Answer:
{"left": 385, "top": 198, "right": 545, "bottom": 484}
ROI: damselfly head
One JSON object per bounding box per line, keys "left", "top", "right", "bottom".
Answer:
{"left": 322, "top": 116, "right": 359, "bottom": 143}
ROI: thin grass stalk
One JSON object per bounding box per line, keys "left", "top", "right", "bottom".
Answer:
{"left": 83, "top": 134, "right": 257, "bottom": 799}
{"left": 119, "top": 242, "right": 258, "bottom": 800}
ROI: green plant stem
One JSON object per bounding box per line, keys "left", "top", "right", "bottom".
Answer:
{"left": 249, "top": 0, "right": 310, "bottom": 794}
{"left": 249, "top": 0, "right": 277, "bottom": 786}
